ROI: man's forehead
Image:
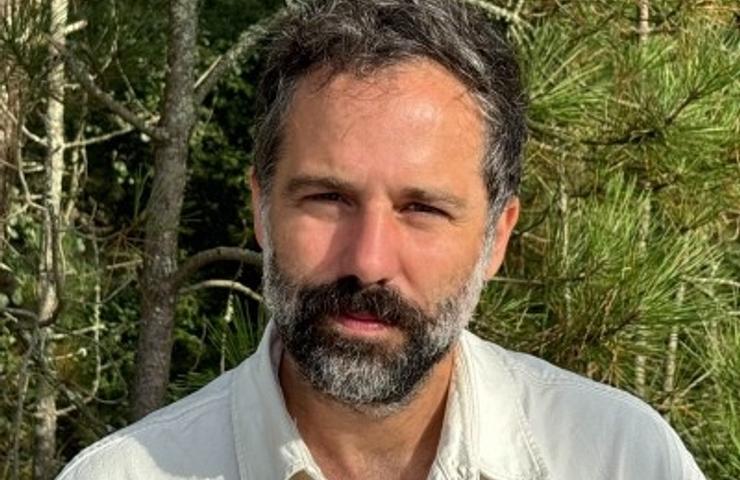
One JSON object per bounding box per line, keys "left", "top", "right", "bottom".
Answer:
{"left": 289, "top": 59, "right": 482, "bottom": 121}
{"left": 280, "top": 60, "right": 486, "bottom": 164}
{"left": 269, "top": 58, "right": 489, "bottom": 210}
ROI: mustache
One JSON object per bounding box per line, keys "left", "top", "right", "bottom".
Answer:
{"left": 295, "top": 276, "right": 430, "bottom": 328}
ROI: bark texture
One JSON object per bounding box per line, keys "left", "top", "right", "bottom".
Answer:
{"left": 33, "top": 0, "right": 68, "bottom": 477}
{"left": 0, "top": 2, "right": 22, "bottom": 254}
{"left": 131, "top": 0, "right": 198, "bottom": 420}
{"left": 0, "top": 90, "right": 19, "bottom": 254}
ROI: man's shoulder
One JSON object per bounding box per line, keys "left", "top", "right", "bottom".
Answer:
{"left": 463, "top": 332, "right": 705, "bottom": 479}
{"left": 464, "top": 330, "right": 666, "bottom": 422}
{"left": 57, "top": 370, "right": 238, "bottom": 480}
{"left": 464, "top": 330, "right": 643, "bottom": 402}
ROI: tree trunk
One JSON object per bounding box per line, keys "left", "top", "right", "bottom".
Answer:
{"left": 557, "top": 161, "right": 572, "bottom": 328}
{"left": 33, "top": 0, "right": 68, "bottom": 477}
{"left": 634, "top": 195, "right": 650, "bottom": 399}
{"left": 0, "top": 84, "right": 19, "bottom": 250}
{"left": 633, "top": 0, "right": 650, "bottom": 400}
{"left": 32, "top": 334, "right": 58, "bottom": 480}
{"left": 0, "top": 2, "right": 22, "bottom": 255}
{"left": 662, "top": 283, "right": 684, "bottom": 421}
{"left": 637, "top": 0, "right": 650, "bottom": 43}
{"left": 131, "top": 0, "right": 198, "bottom": 420}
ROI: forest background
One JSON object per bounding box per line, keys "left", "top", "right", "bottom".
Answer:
{"left": 0, "top": 0, "right": 738, "bottom": 479}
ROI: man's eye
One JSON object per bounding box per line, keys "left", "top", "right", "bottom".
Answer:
{"left": 404, "top": 203, "right": 448, "bottom": 217}
{"left": 307, "top": 192, "right": 346, "bottom": 203}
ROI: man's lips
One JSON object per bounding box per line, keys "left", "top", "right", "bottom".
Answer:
{"left": 334, "top": 312, "right": 392, "bottom": 332}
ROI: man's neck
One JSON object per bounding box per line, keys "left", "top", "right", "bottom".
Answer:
{"left": 279, "top": 348, "right": 456, "bottom": 480}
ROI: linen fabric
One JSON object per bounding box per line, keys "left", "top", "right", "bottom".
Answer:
{"left": 57, "top": 321, "right": 704, "bottom": 480}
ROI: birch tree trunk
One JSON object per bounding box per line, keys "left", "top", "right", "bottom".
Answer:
{"left": 131, "top": 0, "right": 198, "bottom": 420}
{"left": 33, "top": 0, "right": 68, "bottom": 477}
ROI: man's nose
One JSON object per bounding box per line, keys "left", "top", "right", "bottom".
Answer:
{"left": 339, "top": 206, "right": 401, "bottom": 286}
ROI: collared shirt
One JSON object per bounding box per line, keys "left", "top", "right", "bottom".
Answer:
{"left": 57, "top": 322, "right": 705, "bottom": 480}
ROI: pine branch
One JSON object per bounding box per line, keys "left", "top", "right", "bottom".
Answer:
{"left": 464, "top": 0, "right": 529, "bottom": 28}
{"left": 489, "top": 276, "right": 544, "bottom": 286}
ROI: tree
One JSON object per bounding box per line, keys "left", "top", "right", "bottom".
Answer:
{"left": 474, "top": 1, "right": 739, "bottom": 478}
{"left": 58, "top": 0, "right": 270, "bottom": 419}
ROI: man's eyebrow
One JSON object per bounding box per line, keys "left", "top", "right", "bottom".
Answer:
{"left": 284, "top": 175, "right": 356, "bottom": 196}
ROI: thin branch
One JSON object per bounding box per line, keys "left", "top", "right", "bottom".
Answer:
{"left": 114, "top": 56, "right": 153, "bottom": 118}
{"left": 684, "top": 276, "right": 740, "bottom": 289}
{"left": 8, "top": 330, "right": 36, "bottom": 480}
{"left": 489, "top": 276, "right": 544, "bottom": 286}
{"left": 2, "top": 307, "right": 39, "bottom": 322}
{"left": 53, "top": 382, "right": 108, "bottom": 435}
{"left": 50, "top": 41, "right": 165, "bottom": 141}
{"left": 64, "top": 108, "right": 87, "bottom": 223}
{"left": 17, "top": 148, "right": 43, "bottom": 210}
{"left": 57, "top": 250, "right": 103, "bottom": 417}
{"left": 104, "top": 259, "right": 142, "bottom": 271}
{"left": 22, "top": 162, "right": 44, "bottom": 174}
{"left": 194, "top": 16, "right": 275, "bottom": 105}
{"left": 0, "top": 98, "right": 46, "bottom": 146}
{"left": 180, "top": 279, "right": 263, "bottom": 303}
{"left": 50, "top": 323, "right": 104, "bottom": 339}
{"left": 61, "top": 19, "right": 87, "bottom": 36}
{"left": 172, "top": 246, "right": 262, "bottom": 288}
{"left": 64, "top": 125, "right": 134, "bottom": 148}
{"left": 529, "top": 84, "right": 713, "bottom": 148}
{"left": 464, "top": 0, "right": 530, "bottom": 28}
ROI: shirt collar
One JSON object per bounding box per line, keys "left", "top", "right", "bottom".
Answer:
{"left": 231, "top": 321, "right": 323, "bottom": 480}
{"left": 459, "top": 331, "right": 548, "bottom": 480}
{"left": 230, "top": 322, "right": 546, "bottom": 480}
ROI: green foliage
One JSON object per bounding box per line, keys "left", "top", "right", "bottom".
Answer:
{"left": 169, "top": 295, "right": 266, "bottom": 399}
{"left": 1, "top": 0, "right": 737, "bottom": 478}
{"left": 472, "top": 2, "right": 740, "bottom": 477}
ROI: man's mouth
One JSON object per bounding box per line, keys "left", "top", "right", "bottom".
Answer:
{"left": 334, "top": 311, "right": 392, "bottom": 333}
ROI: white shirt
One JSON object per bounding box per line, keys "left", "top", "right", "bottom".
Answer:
{"left": 57, "top": 322, "right": 705, "bottom": 480}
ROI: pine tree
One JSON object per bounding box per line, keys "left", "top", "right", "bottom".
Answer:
{"left": 474, "top": 2, "right": 739, "bottom": 478}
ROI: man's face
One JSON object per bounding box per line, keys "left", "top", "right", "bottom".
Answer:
{"left": 252, "top": 60, "right": 518, "bottom": 412}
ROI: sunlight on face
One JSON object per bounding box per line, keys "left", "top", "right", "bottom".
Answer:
{"left": 254, "top": 60, "right": 507, "bottom": 412}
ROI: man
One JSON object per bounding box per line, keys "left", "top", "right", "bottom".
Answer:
{"left": 59, "top": 1, "right": 705, "bottom": 479}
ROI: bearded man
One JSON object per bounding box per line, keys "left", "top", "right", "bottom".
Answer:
{"left": 59, "top": 1, "right": 705, "bottom": 479}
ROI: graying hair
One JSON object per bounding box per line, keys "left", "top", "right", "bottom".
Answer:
{"left": 253, "top": 0, "right": 527, "bottom": 220}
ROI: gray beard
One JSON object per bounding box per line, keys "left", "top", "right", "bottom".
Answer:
{"left": 261, "top": 219, "right": 492, "bottom": 416}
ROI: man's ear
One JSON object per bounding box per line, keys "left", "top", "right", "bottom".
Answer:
{"left": 249, "top": 169, "right": 265, "bottom": 249}
{"left": 484, "top": 197, "right": 520, "bottom": 280}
